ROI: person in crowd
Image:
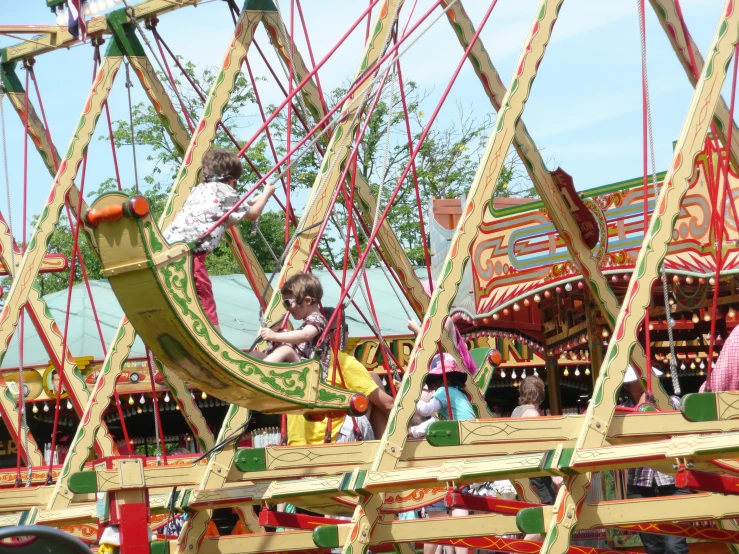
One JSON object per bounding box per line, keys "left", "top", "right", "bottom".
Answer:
{"left": 512, "top": 376, "right": 563, "bottom": 541}
{"left": 163, "top": 148, "right": 275, "bottom": 330}
{"left": 621, "top": 365, "right": 688, "bottom": 554}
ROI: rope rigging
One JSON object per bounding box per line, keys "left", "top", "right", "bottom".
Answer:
{"left": 0, "top": 77, "right": 32, "bottom": 488}
{"left": 638, "top": 0, "right": 679, "bottom": 396}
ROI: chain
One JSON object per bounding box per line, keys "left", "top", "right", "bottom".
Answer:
{"left": 639, "top": 3, "right": 679, "bottom": 394}
{"left": 0, "top": 92, "right": 32, "bottom": 485}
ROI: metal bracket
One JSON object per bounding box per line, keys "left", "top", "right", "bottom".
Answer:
{"left": 587, "top": 415, "right": 608, "bottom": 436}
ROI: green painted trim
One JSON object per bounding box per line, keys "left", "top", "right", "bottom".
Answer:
{"left": 681, "top": 393, "right": 718, "bottom": 422}
{"left": 106, "top": 10, "right": 146, "bottom": 58}
{"left": 426, "top": 420, "right": 461, "bottom": 446}
{"left": 312, "top": 524, "right": 340, "bottom": 548}
{"left": 516, "top": 506, "right": 545, "bottom": 534}
{"left": 0, "top": 62, "right": 23, "bottom": 93}
{"left": 244, "top": 0, "right": 277, "bottom": 11}
{"left": 150, "top": 541, "right": 168, "bottom": 554}
{"left": 556, "top": 447, "right": 576, "bottom": 476}
{"left": 68, "top": 471, "right": 98, "bottom": 494}
{"left": 469, "top": 348, "right": 492, "bottom": 369}
{"left": 488, "top": 171, "right": 668, "bottom": 218}
{"left": 234, "top": 447, "right": 266, "bottom": 472}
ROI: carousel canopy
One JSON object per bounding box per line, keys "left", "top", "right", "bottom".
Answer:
{"left": 1, "top": 268, "right": 421, "bottom": 369}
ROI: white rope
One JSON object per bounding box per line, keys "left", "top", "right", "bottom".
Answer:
{"left": 639, "top": 2, "right": 679, "bottom": 394}
{"left": 123, "top": 61, "right": 140, "bottom": 193}
{"left": 0, "top": 92, "right": 32, "bottom": 485}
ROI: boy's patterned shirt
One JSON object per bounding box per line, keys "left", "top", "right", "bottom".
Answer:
{"left": 163, "top": 181, "right": 250, "bottom": 253}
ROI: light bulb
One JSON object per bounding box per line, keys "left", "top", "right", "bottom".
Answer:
{"left": 690, "top": 362, "right": 696, "bottom": 370}
{"left": 511, "top": 370, "right": 517, "bottom": 380}
{"left": 66, "top": 400, "right": 73, "bottom": 410}
{"left": 699, "top": 361, "right": 705, "bottom": 370}
{"left": 32, "top": 404, "right": 38, "bottom": 414}
{"left": 602, "top": 329, "right": 609, "bottom": 338}
{"left": 164, "top": 392, "right": 170, "bottom": 403}
{"left": 137, "top": 406, "right": 142, "bottom": 414}
{"left": 704, "top": 313, "right": 712, "bottom": 322}
{"left": 534, "top": 294, "right": 541, "bottom": 303}
{"left": 710, "top": 277, "right": 716, "bottom": 286}
{"left": 680, "top": 361, "right": 686, "bottom": 370}
{"left": 500, "top": 370, "right": 506, "bottom": 378}
{"left": 43, "top": 402, "right": 49, "bottom": 413}
{"left": 563, "top": 368, "right": 569, "bottom": 377}
{"left": 201, "top": 391, "right": 207, "bottom": 400}
{"left": 128, "top": 395, "right": 134, "bottom": 406}
{"left": 533, "top": 368, "right": 539, "bottom": 377}
{"left": 692, "top": 313, "right": 700, "bottom": 324}
{"left": 666, "top": 372, "right": 671, "bottom": 378}
{"left": 686, "top": 276, "right": 694, "bottom": 284}
{"left": 175, "top": 405, "right": 180, "bottom": 410}
{"left": 565, "top": 283, "right": 572, "bottom": 292}
{"left": 729, "top": 308, "right": 737, "bottom": 319}
{"left": 140, "top": 394, "right": 146, "bottom": 404}
{"left": 492, "top": 313, "right": 500, "bottom": 320}
{"left": 574, "top": 368, "right": 580, "bottom": 376}
{"left": 585, "top": 367, "right": 591, "bottom": 376}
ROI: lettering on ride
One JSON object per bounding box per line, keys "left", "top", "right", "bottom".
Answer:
{"left": 551, "top": 167, "right": 599, "bottom": 250}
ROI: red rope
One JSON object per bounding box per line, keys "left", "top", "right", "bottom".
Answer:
{"left": 294, "top": 0, "right": 329, "bottom": 117}
{"left": 236, "top": 0, "right": 382, "bottom": 157}
{"left": 285, "top": 0, "right": 296, "bottom": 244}
{"left": 252, "top": 39, "right": 323, "bottom": 146}
{"left": 244, "top": 58, "right": 289, "bottom": 194}
{"left": 638, "top": 0, "right": 652, "bottom": 396}
{"left": 152, "top": 24, "right": 195, "bottom": 134}
{"left": 207, "top": 0, "right": 447, "bottom": 241}
{"left": 318, "top": 0, "right": 499, "bottom": 345}
{"left": 112, "top": 374, "right": 131, "bottom": 452}
{"left": 395, "top": 50, "right": 433, "bottom": 290}
{"left": 153, "top": 28, "right": 264, "bottom": 177}
{"left": 708, "top": 40, "right": 739, "bottom": 378}
{"left": 437, "top": 344, "right": 454, "bottom": 420}
{"left": 22, "top": 64, "right": 29, "bottom": 251}
{"left": 104, "top": 102, "right": 123, "bottom": 190}
{"left": 145, "top": 347, "right": 168, "bottom": 465}
{"left": 46, "top": 49, "right": 99, "bottom": 483}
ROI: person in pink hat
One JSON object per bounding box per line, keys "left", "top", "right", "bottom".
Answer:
{"left": 408, "top": 353, "right": 475, "bottom": 438}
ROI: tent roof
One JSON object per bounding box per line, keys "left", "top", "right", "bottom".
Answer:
{"left": 1, "top": 268, "right": 421, "bottom": 369}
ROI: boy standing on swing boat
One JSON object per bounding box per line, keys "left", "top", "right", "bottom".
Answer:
{"left": 163, "top": 148, "right": 276, "bottom": 331}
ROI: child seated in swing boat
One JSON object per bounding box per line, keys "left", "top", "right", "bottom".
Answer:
{"left": 257, "top": 273, "right": 330, "bottom": 368}
{"left": 163, "top": 148, "right": 276, "bottom": 331}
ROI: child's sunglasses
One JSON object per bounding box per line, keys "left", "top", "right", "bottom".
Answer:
{"left": 282, "top": 298, "right": 297, "bottom": 309}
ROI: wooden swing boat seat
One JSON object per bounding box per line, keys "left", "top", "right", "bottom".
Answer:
{"left": 83, "top": 192, "right": 367, "bottom": 415}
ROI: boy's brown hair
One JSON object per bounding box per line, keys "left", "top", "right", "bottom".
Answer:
{"left": 281, "top": 273, "right": 323, "bottom": 303}
{"left": 518, "top": 376, "right": 545, "bottom": 406}
{"left": 202, "top": 148, "right": 242, "bottom": 182}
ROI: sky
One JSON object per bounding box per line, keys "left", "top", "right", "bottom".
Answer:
{"left": 0, "top": 0, "right": 733, "bottom": 242}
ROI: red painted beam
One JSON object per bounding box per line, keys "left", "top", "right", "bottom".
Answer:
{"left": 676, "top": 468, "right": 739, "bottom": 496}
{"left": 258, "top": 510, "right": 348, "bottom": 530}
{"left": 444, "top": 491, "right": 540, "bottom": 514}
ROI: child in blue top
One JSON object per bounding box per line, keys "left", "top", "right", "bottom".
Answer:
{"left": 408, "top": 353, "right": 474, "bottom": 554}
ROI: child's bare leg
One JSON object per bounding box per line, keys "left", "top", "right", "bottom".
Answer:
{"left": 264, "top": 345, "right": 300, "bottom": 363}
{"left": 250, "top": 351, "right": 267, "bottom": 360}
{"left": 451, "top": 509, "right": 469, "bottom": 554}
